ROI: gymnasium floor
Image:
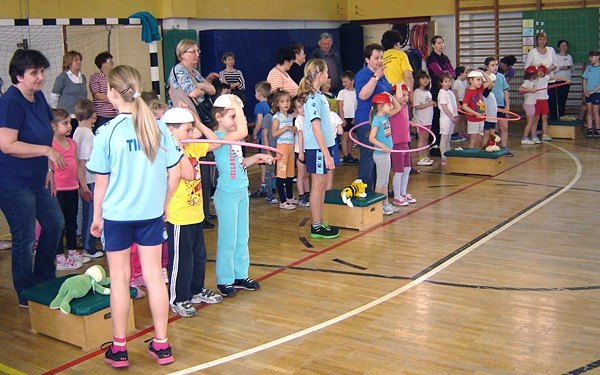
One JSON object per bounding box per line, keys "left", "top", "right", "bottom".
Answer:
{"left": 1, "top": 123, "right": 600, "bottom": 374}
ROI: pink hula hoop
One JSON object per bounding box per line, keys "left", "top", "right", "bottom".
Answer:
{"left": 457, "top": 108, "right": 521, "bottom": 122}
{"left": 517, "top": 81, "right": 569, "bottom": 94}
{"left": 348, "top": 121, "right": 437, "bottom": 153}
{"left": 181, "top": 139, "right": 284, "bottom": 165}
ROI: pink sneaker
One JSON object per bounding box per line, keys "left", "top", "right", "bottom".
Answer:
{"left": 392, "top": 197, "right": 409, "bottom": 206}
{"left": 68, "top": 250, "right": 91, "bottom": 264}
{"left": 56, "top": 254, "right": 82, "bottom": 271}
{"left": 404, "top": 194, "right": 417, "bottom": 203}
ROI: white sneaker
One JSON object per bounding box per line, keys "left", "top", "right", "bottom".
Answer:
{"left": 68, "top": 250, "right": 91, "bottom": 264}
{"left": 531, "top": 136, "right": 542, "bottom": 144}
{"left": 385, "top": 202, "right": 400, "bottom": 213}
{"left": 191, "top": 288, "right": 223, "bottom": 304}
{"left": 56, "top": 254, "right": 82, "bottom": 271}
{"left": 382, "top": 203, "right": 394, "bottom": 215}
{"left": 521, "top": 138, "right": 535, "bottom": 145}
{"left": 417, "top": 157, "right": 434, "bottom": 166}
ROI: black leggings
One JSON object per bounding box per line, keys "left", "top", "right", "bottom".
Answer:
{"left": 56, "top": 189, "right": 79, "bottom": 254}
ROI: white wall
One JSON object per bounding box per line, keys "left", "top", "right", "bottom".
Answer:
{"left": 432, "top": 15, "right": 456, "bottom": 68}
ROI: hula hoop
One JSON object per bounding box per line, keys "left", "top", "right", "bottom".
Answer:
{"left": 181, "top": 139, "right": 284, "bottom": 165}
{"left": 348, "top": 121, "right": 437, "bottom": 153}
{"left": 517, "top": 81, "right": 570, "bottom": 94}
{"left": 457, "top": 108, "right": 521, "bottom": 122}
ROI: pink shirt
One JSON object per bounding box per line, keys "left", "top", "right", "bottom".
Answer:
{"left": 389, "top": 105, "right": 410, "bottom": 144}
{"left": 52, "top": 138, "right": 79, "bottom": 191}
{"left": 266, "top": 67, "right": 299, "bottom": 97}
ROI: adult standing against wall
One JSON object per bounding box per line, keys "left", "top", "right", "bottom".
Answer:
{"left": 355, "top": 44, "right": 391, "bottom": 192}
{"left": 307, "top": 33, "right": 343, "bottom": 93}
{"left": 0, "top": 49, "right": 66, "bottom": 307}
{"left": 288, "top": 44, "right": 306, "bottom": 85}
{"left": 50, "top": 50, "right": 88, "bottom": 134}
{"left": 550, "top": 40, "right": 573, "bottom": 120}
{"left": 426, "top": 36, "right": 455, "bottom": 156}
{"left": 525, "top": 32, "right": 558, "bottom": 73}
{"left": 381, "top": 30, "right": 414, "bottom": 91}
{"left": 266, "top": 47, "right": 298, "bottom": 96}
{"left": 89, "top": 51, "right": 117, "bottom": 130}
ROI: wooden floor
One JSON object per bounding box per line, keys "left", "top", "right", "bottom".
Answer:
{"left": 2, "top": 122, "right": 600, "bottom": 375}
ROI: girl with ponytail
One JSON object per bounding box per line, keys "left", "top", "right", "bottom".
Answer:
{"left": 87, "top": 65, "right": 183, "bottom": 368}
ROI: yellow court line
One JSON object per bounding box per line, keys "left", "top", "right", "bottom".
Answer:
{"left": 0, "top": 363, "right": 29, "bottom": 375}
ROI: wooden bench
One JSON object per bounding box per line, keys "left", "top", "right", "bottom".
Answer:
{"left": 21, "top": 275, "right": 137, "bottom": 351}
{"left": 444, "top": 148, "right": 508, "bottom": 176}
{"left": 547, "top": 120, "right": 583, "bottom": 139}
{"left": 323, "top": 189, "right": 387, "bottom": 231}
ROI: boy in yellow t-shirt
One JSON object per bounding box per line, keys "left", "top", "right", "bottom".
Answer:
{"left": 162, "top": 107, "right": 223, "bottom": 318}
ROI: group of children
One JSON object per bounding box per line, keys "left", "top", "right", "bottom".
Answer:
{"left": 250, "top": 70, "right": 358, "bottom": 210}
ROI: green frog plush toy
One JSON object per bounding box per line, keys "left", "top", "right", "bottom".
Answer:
{"left": 50, "top": 265, "right": 110, "bottom": 314}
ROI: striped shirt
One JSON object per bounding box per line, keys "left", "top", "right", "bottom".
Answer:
{"left": 89, "top": 71, "right": 117, "bottom": 118}
{"left": 219, "top": 69, "right": 246, "bottom": 91}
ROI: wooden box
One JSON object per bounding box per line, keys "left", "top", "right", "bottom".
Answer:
{"left": 28, "top": 299, "right": 135, "bottom": 352}
{"left": 547, "top": 121, "right": 582, "bottom": 140}
{"left": 323, "top": 190, "right": 386, "bottom": 231}
{"left": 22, "top": 275, "right": 137, "bottom": 351}
{"left": 445, "top": 148, "right": 507, "bottom": 176}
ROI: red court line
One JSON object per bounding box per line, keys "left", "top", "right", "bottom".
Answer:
{"left": 43, "top": 149, "right": 550, "bottom": 374}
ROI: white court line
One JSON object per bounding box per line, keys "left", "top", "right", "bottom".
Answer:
{"left": 168, "top": 145, "right": 581, "bottom": 375}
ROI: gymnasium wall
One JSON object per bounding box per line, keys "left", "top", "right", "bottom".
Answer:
{"left": 0, "top": 23, "right": 163, "bottom": 102}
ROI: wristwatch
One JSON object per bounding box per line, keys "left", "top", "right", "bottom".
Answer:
{"left": 372, "top": 74, "right": 379, "bottom": 81}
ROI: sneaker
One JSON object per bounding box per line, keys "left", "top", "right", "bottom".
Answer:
{"left": 104, "top": 345, "right": 129, "bottom": 368}
{"left": 233, "top": 277, "right": 260, "bottom": 290}
{"left": 587, "top": 129, "right": 594, "bottom": 138}
{"left": 170, "top": 301, "right": 197, "bottom": 317}
{"left": 217, "top": 284, "right": 236, "bottom": 297}
{"left": 82, "top": 250, "right": 103, "bottom": 258}
{"left": 298, "top": 196, "right": 310, "bottom": 207}
{"left": 417, "top": 156, "right": 434, "bottom": 166}
{"left": 279, "top": 202, "right": 296, "bottom": 210}
{"left": 450, "top": 134, "right": 462, "bottom": 142}
{"left": 68, "top": 250, "right": 91, "bottom": 264}
{"left": 441, "top": 158, "right": 447, "bottom": 166}
{"left": 502, "top": 148, "right": 514, "bottom": 157}
{"left": 382, "top": 203, "right": 394, "bottom": 215}
{"left": 147, "top": 341, "right": 174, "bottom": 365}
{"left": 404, "top": 194, "right": 417, "bottom": 203}
{"left": 541, "top": 134, "right": 553, "bottom": 141}
{"left": 286, "top": 197, "right": 299, "bottom": 205}
{"left": 531, "top": 136, "right": 542, "bottom": 144}
{"left": 266, "top": 195, "right": 278, "bottom": 204}
{"left": 459, "top": 131, "right": 470, "bottom": 140}
{"left": 310, "top": 222, "right": 340, "bottom": 239}
{"left": 521, "top": 138, "right": 535, "bottom": 145}
{"left": 595, "top": 129, "right": 600, "bottom": 138}
{"left": 385, "top": 202, "right": 400, "bottom": 213}
{"left": 342, "top": 155, "right": 353, "bottom": 165}
{"left": 249, "top": 188, "right": 267, "bottom": 198}
{"left": 0, "top": 240, "right": 12, "bottom": 250}
{"left": 191, "top": 288, "right": 223, "bottom": 304}
{"left": 392, "top": 196, "right": 409, "bottom": 206}
{"left": 56, "top": 254, "right": 82, "bottom": 271}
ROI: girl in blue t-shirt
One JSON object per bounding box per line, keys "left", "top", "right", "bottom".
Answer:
{"left": 87, "top": 65, "right": 182, "bottom": 368}
{"left": 368, "top": 92, "right": 401, "bottom": 216}
{"left": 210, "top": 94, "right": 274, "bottom": 298}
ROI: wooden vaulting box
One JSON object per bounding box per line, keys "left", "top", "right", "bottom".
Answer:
{"left": 21, "top": 275, "right": 137, "bottom": 352}
{"left": 323, "top": 190, "right": 387, "bottom": 231}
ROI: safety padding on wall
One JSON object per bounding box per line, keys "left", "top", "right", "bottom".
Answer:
{"left": 199, "top": 28, "right": 340, "bottom": 122}
{"left": 0, "top": 18, "right": 161, "bottom": 96}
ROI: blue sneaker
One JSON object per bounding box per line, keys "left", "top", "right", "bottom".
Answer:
{"left": 265, "top": 195, "right": 278, "bottom": 204}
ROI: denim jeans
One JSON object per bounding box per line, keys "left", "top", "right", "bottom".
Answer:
{"left": 0, "top": 187, "right": 64, "bottom": 305}
{"left": 80, "top": 183, "right": 99, "bottom": 253}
